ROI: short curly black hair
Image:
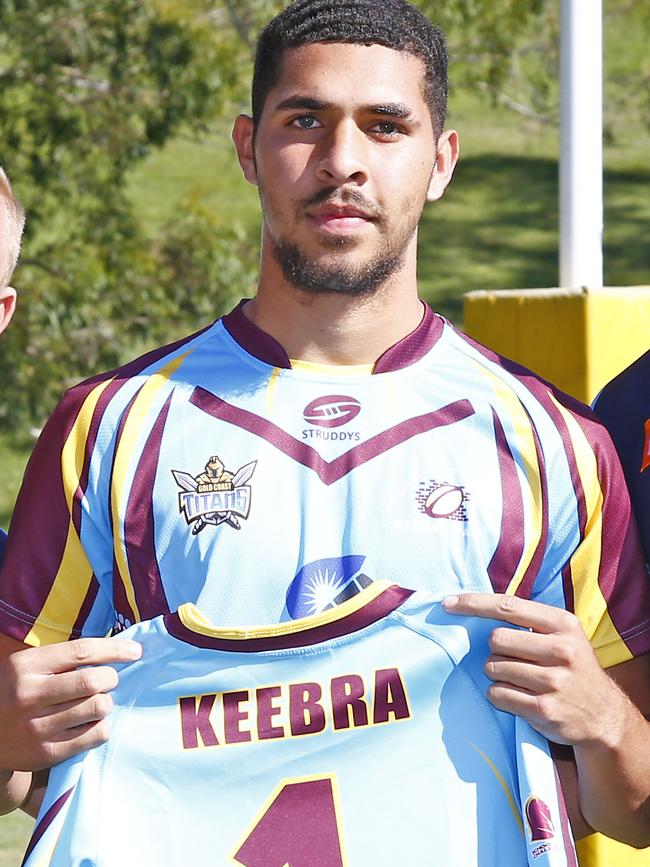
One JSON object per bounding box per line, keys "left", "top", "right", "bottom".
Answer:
{"left": 252, "top": 0, "right": 448, "bottom": 138}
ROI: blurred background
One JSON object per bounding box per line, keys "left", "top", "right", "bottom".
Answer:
{"left": 0, "top": 1, "right": 649, "bottom": 854}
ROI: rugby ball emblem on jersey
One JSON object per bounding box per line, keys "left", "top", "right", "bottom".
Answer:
{"left": 416, "top": 481, "right": 469, "bottom": 521}
{"left": 303, "top": 395, "right": 361, "bottom": 429}
{"left": 424, "top": 484, "right": 464, "bottom": 517}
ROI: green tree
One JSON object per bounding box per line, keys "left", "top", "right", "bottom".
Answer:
{"left": 0, "top": 0, "right": 256, "bottom": 427}
{"left": 216, "top": 0, "right": 554, "bottom": 115}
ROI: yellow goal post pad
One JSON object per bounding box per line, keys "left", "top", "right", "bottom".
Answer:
{"left": 463, "top": 286, "right": 650, "bottom": 405}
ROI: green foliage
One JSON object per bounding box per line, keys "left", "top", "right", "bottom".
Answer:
{"left": 0, "top": 0, "right": 231, "bottom": 175}
{"left": 153, "top": 202, "right": 258, "bottom": 327}
{"left": 0, "top": 0, "right": 254, "bottom": 426}
{"left": 421, "top": 1, "right": 550, "bottom": 88}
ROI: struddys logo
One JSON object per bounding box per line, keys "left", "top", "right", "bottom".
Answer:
{"left": 416, "top": 481, "right": 469, "bottom": 522}
{"left": 285, "top": 555, "right": 374, "bottom": 619}
{"left": 172, "top": 456, "right": 256, "bottom": 535}
{"left": 525, "top": 796, "right": 555, "bottom": 860}
{"left": 302, "top": 395, "right": 362, "bottom": 443}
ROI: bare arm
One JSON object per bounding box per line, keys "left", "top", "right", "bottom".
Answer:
{"left": 0, "top": 631, "right": 142, "bottom": 816}
{"left": 443, "top": 593, "right": 650, "bottom": 848}
{"left": 573, "top": 653, "right": 650, "bottom": 847}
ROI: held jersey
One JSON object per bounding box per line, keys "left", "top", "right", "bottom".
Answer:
{"left": 1, "top": 302, "right": 648, "bottom": 668}
{"left": 22, "top": 584, "right": 577, "bottom": 867}
{"left": 593, "top": 349, "right": 650, "bottom": 565}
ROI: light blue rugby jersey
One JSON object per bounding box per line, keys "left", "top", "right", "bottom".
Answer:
{"left": 1, "top": 302, "right": 648, "bottom": 671}
{"left": 23, "top": 584, "right": 576, "bottom": 867}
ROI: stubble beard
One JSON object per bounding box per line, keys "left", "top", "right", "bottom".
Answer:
{"left": 267, "top": 187, "right": 423, "bottom": 298}
{"left": 272, "top": 234, "right": 407, "bottom": 298}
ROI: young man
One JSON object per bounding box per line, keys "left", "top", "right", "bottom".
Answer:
{"left": 0, "top": 167, "right": 26, "bottom": 563}
{"left": 0, "top": 0, "right": 649, "bottom": 847}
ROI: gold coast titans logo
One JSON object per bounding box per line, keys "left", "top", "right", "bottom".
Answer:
{"left": 172, "top": 456, "right": 256, "bottom": 534}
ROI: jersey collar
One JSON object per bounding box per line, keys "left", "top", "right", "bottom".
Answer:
{"left": 221, "top": 300, "right": 444, "bottom": 374}
{"left": 164, "top": 583, "right": 414, "bottom": 653}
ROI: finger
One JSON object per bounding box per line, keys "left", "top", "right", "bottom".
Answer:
{"left": 31, "top": 692, "right": 114, "bottom": 738}
{"left": 26, "top": 721, "right": 112, "bottom": 771}
{"left": 12, "top": 637, "right": 142, "bottom": 676}
{"left": 18, "top": 665, "right": 120, "bottom": 710}
{"left": 485, "top": 681, "right": 544, "bottom": 720}
{"left": 443, "top": 592, "right": 574, "bottom": 634}
{"left": 484, "top": 655, "right": 564, "bottom": 693}
{"left": 488, "top": 628, "right": 573, "bottom": 664}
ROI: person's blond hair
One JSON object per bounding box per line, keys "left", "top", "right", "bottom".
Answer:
{"left": 0, "top": 166, "right": 26, "bottom": 290}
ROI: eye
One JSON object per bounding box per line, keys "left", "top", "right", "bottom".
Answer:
{"left": 291, "top": 115, "right": 322, "bottom": 130}
{"left": 371, "top": 121, "right": 403, "bottom": 138}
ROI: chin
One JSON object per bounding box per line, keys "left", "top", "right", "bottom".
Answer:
{"left": 273, "top": 234, "right": 403, "bottom": 297}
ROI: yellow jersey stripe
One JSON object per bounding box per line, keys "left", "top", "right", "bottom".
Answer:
{"left": 549, "top": 396, "right": 630, "bottom": 666}
{"left": 111, "top": 353, "right": 190, "bottom": 622}
{"left": 266, "top": 366, "right": 282, "bottom": 416}
{"left": 470, "top": 742, "right": 525, "bottom": 835}
{"left": 289, "top": 359, "right": 374, "bottom": 376}
{"left": 24, "top": 379, "right": 113, "bottom": 646}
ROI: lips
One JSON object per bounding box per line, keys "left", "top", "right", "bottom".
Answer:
{"left": 315, "top": 205, "right": 372, "bottom": 219}
{"left": 309, "top": 204, "right": 375, "bottom": 232}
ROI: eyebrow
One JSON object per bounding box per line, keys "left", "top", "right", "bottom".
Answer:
{"left": 275, "top": 96, "right": 334, "bottom": 112}
{"left": 274, "top": 96, "right": 416, "bottom": 121}
{"left": 370, "top": 103, "right": 414, "bottom": 120}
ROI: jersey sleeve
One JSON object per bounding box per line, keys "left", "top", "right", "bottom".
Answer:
{"left": 592, "top": 351, "right": 650, "bottom": 565}
{"left": 0, "top": 377, "right": 116, "bottom": 646}
{"left": 537, "top": 392, "right": 650, "bottom": 669}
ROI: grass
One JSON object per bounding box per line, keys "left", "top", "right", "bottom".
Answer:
{"left": 127, "top": 129, "right": 261, "bottom": 235}
{"left": 419, "top": 148, "right": 650, "bottom": 321}
{"left": 0, "top": 435, "right": 32, "bottom": 529}
{"left": 0, "top": 810, "right": 33, "bottom": 866}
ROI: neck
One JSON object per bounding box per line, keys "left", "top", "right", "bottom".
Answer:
{"left": 244, "top": 238, "right": 424, "bottom": 365}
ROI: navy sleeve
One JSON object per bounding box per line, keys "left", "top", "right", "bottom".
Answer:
{"left": 593, "top": 350, "right": 650, "bottom": 565}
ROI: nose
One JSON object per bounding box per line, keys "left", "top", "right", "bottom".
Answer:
{"left": 315, "top": 121, "right": 369, "bottom": 186}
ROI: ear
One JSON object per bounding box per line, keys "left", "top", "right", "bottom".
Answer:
{"left": 0, "top": 285, "right": 16, "bottom": 337}
{"left": 232, "top": 114, "right": 258, "bottom": 187}
{"left": 426, "top": 129, "right": 460, "bottom": 203}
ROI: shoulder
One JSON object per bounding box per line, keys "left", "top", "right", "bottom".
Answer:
{"left": 445, "top": 325, "right": 615, "bottom": 459}
{"left": 594, "top": 349, "right": 650, "bottom": 420}
{"left": 42, "top": 321, "right": 219, "bottom": 445}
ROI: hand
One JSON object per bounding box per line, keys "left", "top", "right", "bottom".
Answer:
{"left": 442, "top": 593, "right": 629, "bottom": 748}
{"left": 0, "top": 636, "right": 142, "bottom": 772}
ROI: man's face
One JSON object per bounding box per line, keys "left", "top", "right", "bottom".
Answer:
{"left": 234, "top": 42, "right": 456, "bottom": 296}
